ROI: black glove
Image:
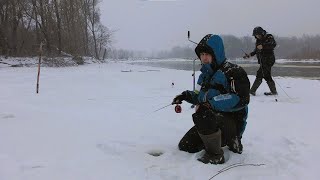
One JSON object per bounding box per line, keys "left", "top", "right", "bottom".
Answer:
{"left": 200, "top": 82, "right": 212, "bottom": 91}
{"left": 243, "top": 54, "right": 250, "bottom": 59}
{"left": 172, "top": 91, "right": 187, "bottom": 104}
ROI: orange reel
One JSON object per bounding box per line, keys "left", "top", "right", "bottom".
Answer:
{"left": 175, "top": 104, "right": 182, "bottom": 113}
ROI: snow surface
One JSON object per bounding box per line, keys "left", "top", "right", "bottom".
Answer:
{"left": 1, "top": 61, "right": 320, "bottom": 180}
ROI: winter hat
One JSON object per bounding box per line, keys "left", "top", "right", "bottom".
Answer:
{"left": 252, "top": 26, "right": 266, "bottom": 36}
{"left": 195, "top": 34, "right": 216, "bottom": 59}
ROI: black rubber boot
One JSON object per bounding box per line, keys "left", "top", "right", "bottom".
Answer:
{"left": 197, "top": 130, "right": 225, "bottom": 164}
{"left": 265, "top": 80, "right": 277, "bottom": 95}
{"left": 250, "top": 79, "right": 262, "bottom": 96}
{"left": 228, "top": 136, "right": 243, "bottom": 154}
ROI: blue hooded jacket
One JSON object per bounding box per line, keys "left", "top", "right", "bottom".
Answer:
{"left": 186, "top": 34, "right": 248, "bottom": 112}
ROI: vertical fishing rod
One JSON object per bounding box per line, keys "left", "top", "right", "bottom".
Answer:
{"left": 188, "top": 31, "right": 198, "bottom": 45}
{"left": 193, "top": 57, "right": 196, "bottom": 91}
{"left": 187, "top": 31, "right": 198, "bottom": 91}
{"left": 188, "top": 31, "right": 198, "bottom": 108}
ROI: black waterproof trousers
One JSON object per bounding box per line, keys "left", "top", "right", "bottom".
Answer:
{"left": 256, "top": 55, "right": 275, "bottom": 82}
{"left": 178, "top": 108, "right": 246, "bottom": 153}
{"left": 250, "top": 54, "right": 277, "bottom": 94}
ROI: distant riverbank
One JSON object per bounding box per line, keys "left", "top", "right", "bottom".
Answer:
{"left": 130, "top": 59, "right": 320, "bottom": 79}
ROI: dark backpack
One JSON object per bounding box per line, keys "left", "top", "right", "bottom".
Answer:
{"left": 220, "top": 62, "right": 250, "bottom": 107}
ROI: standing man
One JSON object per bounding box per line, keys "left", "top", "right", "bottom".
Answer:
{"left": 172, "top": 34, "right": 250, "bottom": 164}
{"left": 243, "top": 26, "right": 277, "bottom": 96}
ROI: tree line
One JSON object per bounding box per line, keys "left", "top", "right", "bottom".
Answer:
{"left": 1, "top": 1, "right": 319, "bottom": 61}
{"left": 155, "top": 35, "right": 320, "bottom": 60}
{"left": 0, "top": 0, "right": 111, "bottom": 60}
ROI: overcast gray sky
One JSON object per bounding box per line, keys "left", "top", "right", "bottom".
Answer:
{"left": 100, "top": 0, "right": 320, "bottom": 51}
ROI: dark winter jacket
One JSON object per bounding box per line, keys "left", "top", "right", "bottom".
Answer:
{"left": 250, "top": 34, "right": 277, "bottom": 63}
{"left": 183, "top": 35, "right": 250, "bottom": 113}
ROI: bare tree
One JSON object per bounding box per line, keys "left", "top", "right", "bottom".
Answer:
{"left": 0, "top": 0, "right": 10, "bottom": 55}
{"left": 86, "top": 0, "right": 100, "bottom": 59}
{"left": 53, "top": 0, "right": 61, "bottom": 54}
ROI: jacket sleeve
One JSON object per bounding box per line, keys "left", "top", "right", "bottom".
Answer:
{"left": 183, "top": 90, "right": 199, "bottom": 105}
{"left": 250, "top": 48, "right": 257, "bottom": 57}
{"left": 209, "top": 93, "right": 241, "bottom": 111}
{"left": 208, "top": 69, "right": 250, "bottom": 112}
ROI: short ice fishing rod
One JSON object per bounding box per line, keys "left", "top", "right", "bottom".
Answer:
{"left": 153, "top": 103, "right": 182, "bottom": 113}
{"left": 154, "top": 31, "right": 199, "bottom": 113}
{"left": 241, "top": 49, "right": 250, "bottom": 58}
